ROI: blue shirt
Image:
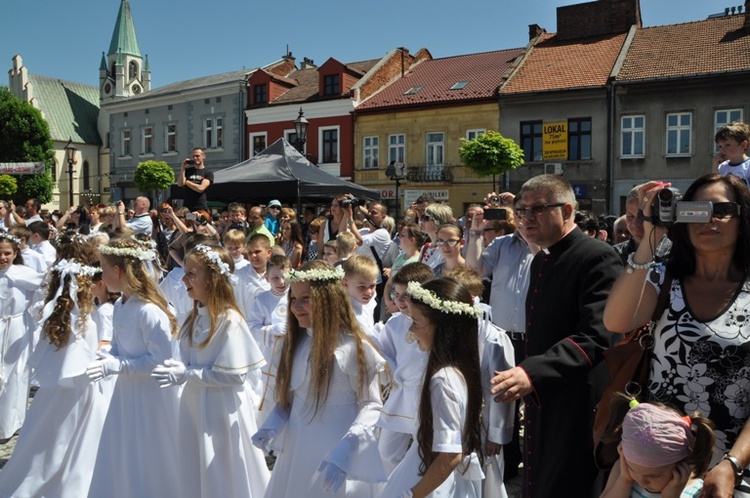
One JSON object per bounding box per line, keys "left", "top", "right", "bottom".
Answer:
{"left": 264, "top": 216, "right": 280, "bottom": 236}
{"left": 481, "top": 231, "right": 534, "bottom": 333}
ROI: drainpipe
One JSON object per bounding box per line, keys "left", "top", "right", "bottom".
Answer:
{"left": 608, "top": 80, "right": 616, "bottom": 214}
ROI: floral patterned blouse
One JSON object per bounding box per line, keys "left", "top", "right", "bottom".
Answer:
{"left": 647, "top": 264, "right": 750, "bottom": 476}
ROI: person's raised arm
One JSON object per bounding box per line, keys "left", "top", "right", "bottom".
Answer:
{"left": 113, "top": 200, "right": 126, "bottom": 229}
{"left": 56, "top": 205, "right": 75, "bottom": 229}
{"left": 465, "top": 208, "right": 489, "bottom": 276}
{"left": 177, "top": 158, "right": 189, "bottom": 187}
{"left": 603, "top": 181, "right": 669, "bottom": 333}
{"left": 6, "top": 200, "right": 22, "bottom": 227}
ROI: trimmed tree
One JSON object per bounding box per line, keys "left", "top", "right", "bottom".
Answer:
{"left": 458, "top": 130, "right": 525, "bottom": 192}
{"left": 133, "top": 160, "right": 175, "bottom": 205}
{"left": 0, "top": 88, "right": 55, "bottom": 203}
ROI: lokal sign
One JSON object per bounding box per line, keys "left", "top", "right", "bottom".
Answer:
{"left": 542, "top": 121, "right": 568, "bottom": 161}
{"left": 0, "top": 162, "right": 45, "bottom": 175}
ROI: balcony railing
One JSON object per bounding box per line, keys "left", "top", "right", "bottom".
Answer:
{"left": 406, "top": 164, "right": 454, "bottom": 183}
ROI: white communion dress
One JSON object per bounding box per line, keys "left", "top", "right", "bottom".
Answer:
{"left": 0, "top": 312, "right": 110, "bottom": 498}
{"left": 262, "top": 330, "right": 387, "bottom": 497}
{"left": 378, "top": 367, "right": 484, "bottom": 498}
{"left": 88, "top": 295, "right": 180, "bottom": 497}
{"left": 177, "top": 307, "right": 270, "bottom": 498}
{"left": 0, "top": 264, "right": 43, "bottom": 439}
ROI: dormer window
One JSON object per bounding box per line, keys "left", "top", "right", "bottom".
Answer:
{"left": 324, "top": 75, "right": 340, "bottom": 96}
{"left": 404, "top": 86, "right": 423, "bottom": 95}
{"left": 254, "top": 83, "right": 268, "bottom": 104}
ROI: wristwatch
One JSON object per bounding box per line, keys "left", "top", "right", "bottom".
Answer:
{"left": 723, "top": 453, "right": 744, "bottom": 484}
{"left": 469, "top": 229, "right": 483, "bottom": 237}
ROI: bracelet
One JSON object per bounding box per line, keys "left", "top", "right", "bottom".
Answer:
{"left": 625, "top": 252, "right": 655, "bottom": 274}
{"left": 469, "top": 229, "right": 483, "bottom": 237}
{"left": 723, "top": 453, "right": 744, "bottom": 484}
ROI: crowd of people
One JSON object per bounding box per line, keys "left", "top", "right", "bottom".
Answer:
{"left": 0, "top": 122, "right": 747, "bottom": 497}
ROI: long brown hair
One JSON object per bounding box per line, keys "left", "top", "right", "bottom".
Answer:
{"left": 42, "top": 237, "right": 98, "bottom": 349}
{"left": 411, "top": 277, "right": 484, "bottom": 475}
{"left": 99, "top": 237, "right": 177, "bottom": 336}
{"left": 180, "top": 245, "right": 241, "bottom": 347}
{"left": 274, "top": 260, "right": 375, "bottom": 416}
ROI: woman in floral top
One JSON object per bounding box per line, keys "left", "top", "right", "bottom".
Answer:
{"left": 605, "top": 173, "right": 750, "bottom": 497}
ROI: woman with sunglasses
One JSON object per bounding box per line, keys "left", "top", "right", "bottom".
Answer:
{"left": 604, "top": 173, "right": 750, "bottom": 497}
{"left": 418, "top": 204, "right": 453, "bottom": 271}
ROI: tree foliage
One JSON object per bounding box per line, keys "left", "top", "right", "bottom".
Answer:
{"left": 134, "top": 160, "right": 175, "bottom": 192}
{"left": 0, "top": 88, "right": 55, "bottom": 203}
{"left": 0, "top": 175, "right": 18, "bottom": 197}
{"left": 458, "top": 130, "right": 525, "bottom": 178}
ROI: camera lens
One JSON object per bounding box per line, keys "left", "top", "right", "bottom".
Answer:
{"left": 658, "top": 189, "right": 673, "bottom": 202}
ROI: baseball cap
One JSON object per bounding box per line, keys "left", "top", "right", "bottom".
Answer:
{"left": 268, "top": 200, "right": 282, "bottom": 208}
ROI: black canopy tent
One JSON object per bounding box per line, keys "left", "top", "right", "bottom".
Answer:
{"left": 172, "top": 138, "right": 380, "bottom": 205}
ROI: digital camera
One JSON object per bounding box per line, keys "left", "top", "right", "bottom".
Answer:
{"left": 340, "top": 197, "right": 361, "bottom": 208}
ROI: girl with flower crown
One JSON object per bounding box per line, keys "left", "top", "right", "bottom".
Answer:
{"left": 0, "top": 232, "right": 44, "bottom": 442}
{"left": 85, "top": 236, "right": 181, "bottom": 497}
{"left": 379, "top": 277, "right": 485, "bottom": 498}
{"left": 151, "top": 244, "right": 270, "bottom": 497}
{"left": 253, "top": 260, "right": 387, "bottom": 497}
{"left": 0, "top": 242, "right": 108, "bottom": 497}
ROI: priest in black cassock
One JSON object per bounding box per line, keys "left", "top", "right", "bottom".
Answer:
{"left": 490, "top": 174, "right": 622, "bottom": 498}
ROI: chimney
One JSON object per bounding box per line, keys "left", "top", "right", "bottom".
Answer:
{"left": 746, "top": 0, "right": 750, "bottom": 27}
{"left": 300, "top": 57, "right": 317, "bottom": 70}
{"left": 528, "top": 23, "right": 546, "bottom": 41}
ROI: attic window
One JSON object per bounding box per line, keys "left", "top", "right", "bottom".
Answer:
{"left": 450, "top": 81, "right": 469, "bottom": 90}
{"left": 404, "top": 86, "right": 423, "bottom": 95}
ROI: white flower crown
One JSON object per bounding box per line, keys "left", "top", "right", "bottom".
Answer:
{"left": 406, "top": 281, "right": 484, "bottom": 318}
{"left": 134, "top": 238, "right": 158, "bottom": 251}
{"left": 193, "top": 244, "right": 238, "bottom": 284}
{"left": 99, "top": 244, "right": 157, "bottom": 261}
{"left": 0, "top": 232, "right": 20, "bottom": 245}
{"left": 288, "top": 266, "right": 345, "bottom": 283}
{"left": 53, "top": 259, "right": 101, "bottom": 278}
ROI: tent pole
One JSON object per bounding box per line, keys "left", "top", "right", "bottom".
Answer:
{"left": 296, "top": 182, "right": 302, "bottom": 221}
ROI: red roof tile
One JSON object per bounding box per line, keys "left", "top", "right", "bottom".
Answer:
{"left": 501, "top": 33, "right": 626, "bottom": 94}
{"left": 617, "top": 14, "right": 750, "bottom": 81}
{"left": 357, "top": 48, "right": 524, "bottom": 110}
{"left": 269, "top": 59, "right": 380, "bottom": 105}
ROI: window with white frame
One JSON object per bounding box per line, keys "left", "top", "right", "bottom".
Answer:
{"left": 122, "top": 129, "right": 131, "bottom": 156}
{"left": 466, "top": 129, "right": 486, "bottom": 141}
{"left": 249, "top": 132, "right": 267, "bottom": 157}
{"left": 142, "top": 126, "right": 153, "bottom": 154}
{"left": 426, "top": 132, "right": 444, "bottom": 181}
{"left": 363, "top": 136, "right": 379, "bottom": 169}
{"left": 204, "top": 116, "right": 224, "bottom": 149}
{"left": 320, "top": 127, "right": 339, "bottom": 163}
{"left": 388, "top": 134, "right": 405, "bottom": 165}
{"left": 621, "top": 115, "right": 645, "bottom": 158}
{"left": 165, "top": 124, "right": 176, "bottom": 152}
{"left": 666, "top": 112, "right": 692, "bottom": 156}
{"left": 714, "top": 108, "right": 744, "bottom": 152}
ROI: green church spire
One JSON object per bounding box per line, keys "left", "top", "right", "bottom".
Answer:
{"left": 108, "top": 0, "right": 142, "bottom": 58}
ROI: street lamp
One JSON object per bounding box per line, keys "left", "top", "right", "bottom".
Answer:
{"left": 293, "top": 108, "right": 308, "bottom": 153}
{"left": 385, "top": 161, "right": 406, "bottom": 225}
{"left": 64, "top": 138, "right": 78, "bottom": 207}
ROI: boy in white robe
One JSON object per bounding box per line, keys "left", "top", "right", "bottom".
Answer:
{"left": 341, "top": 255, "right": 378, "bottom": 337}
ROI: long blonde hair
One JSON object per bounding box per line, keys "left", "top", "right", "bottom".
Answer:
{"left": 275, "top": 260, "right": 374, "bottom": 416}
{"left": 100, "top": 237, "right": 177, "bottom": 336}
{"left": 180, "top": 245, "right": 241, "bottom": 347}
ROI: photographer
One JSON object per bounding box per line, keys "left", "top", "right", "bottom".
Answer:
{"left": 178, "top": 147, "right": 213, "bottom": 211}
{"left": 317, "top": 194, "right": 359, "bottom": 253}
{"left": 114, "top": 197, "right": 152, "bottom": 236}
{"left": 604, "top": 174, "right": 750, "bottom": 497}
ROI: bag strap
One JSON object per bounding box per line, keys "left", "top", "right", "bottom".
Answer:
{"left": 370, "top": 245, "right": 384, "bottom": 273}
{"left": 651, "top": 269, "right": 673, "bottom": 323}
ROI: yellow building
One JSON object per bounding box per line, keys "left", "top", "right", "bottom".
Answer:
{"left": 353, "top": 48, "right": 525, "bottom": 217}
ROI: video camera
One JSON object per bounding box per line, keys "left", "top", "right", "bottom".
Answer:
{"left": 646, "top": 187, "right": 734, "bottom": 226}
{"left": 340, "top": 197, "right": 362, "bottom": 208}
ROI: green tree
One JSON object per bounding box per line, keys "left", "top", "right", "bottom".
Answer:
{"left": 134, "top": 160, "right": 175, "bottom": 204}
{"left": 458, "top": 130, "right": 525, "bottom": 192}
{"left": 0, "top": 175, "right": 18, "bottom": 198}
{"left": 0, "top": 88, "right": 55, "bottom": 203}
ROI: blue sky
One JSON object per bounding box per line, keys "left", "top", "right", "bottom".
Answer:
{"left": 3, "top": 0, "right": 733, "bottom": 89}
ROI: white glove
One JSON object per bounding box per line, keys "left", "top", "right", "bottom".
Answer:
{"left": 319, "top": 461, "right": 346, "bottom": 494}
{"left": 86, "top": 351, "right": 122, "bottom": 381}
{"left": 251, "top": 428, "right": 276, "bottom": 452}
{"left": 151, "top": 359, "right": 187, "bottom": 388}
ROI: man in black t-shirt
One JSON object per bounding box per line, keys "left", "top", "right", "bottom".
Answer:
{"left": 178, "top": 147, "right": 214, "bottom": 211}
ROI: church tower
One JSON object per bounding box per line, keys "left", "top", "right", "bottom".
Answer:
{"left": 100, "top": 0, "right": 149, "bottom": 100}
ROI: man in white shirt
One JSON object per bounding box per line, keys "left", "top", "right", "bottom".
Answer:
{"left": 23, "top": 198, "right": 43, "bottom": 225}
{"left": 114, "top": 197, "right": 152, "bottom": 235}
{"left": 353, "top": 202, "right": 391, "bottom": 320}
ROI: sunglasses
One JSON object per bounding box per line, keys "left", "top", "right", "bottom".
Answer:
{"left": 514, "top": 203, "right": 565, "bottom": 218}
{"left": 420, "top": 215, "right": 433, "bottom": 222}
{"left": 712, "top": 202, "right": 741, "bottom": 220}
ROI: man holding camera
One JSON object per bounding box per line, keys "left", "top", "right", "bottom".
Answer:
{"left": 114, "top": 196, "right": 152, "bottom": 235}
{"left": 178, "top": 147, "right": 213, "bottom": 212}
